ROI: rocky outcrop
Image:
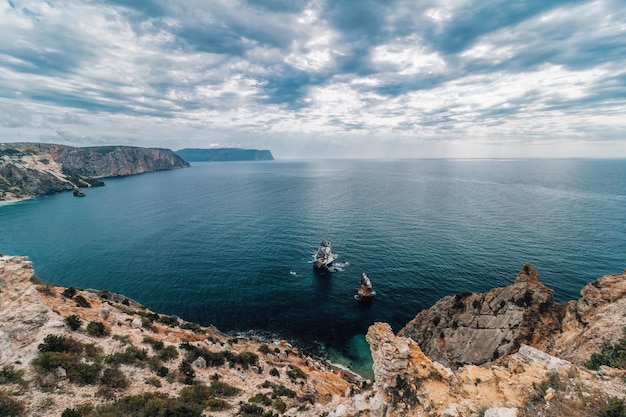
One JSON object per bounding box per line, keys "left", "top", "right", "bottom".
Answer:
{"left": 366, "top": 322, "right": 586, "bottom": 417}
{"left": 398, "top": 264, "right": 565, "bottom": 369}
{"left": 0, "top": 143, "right": 189, "bottom": 201}
{"left": 549, "top": 269, "right": 626, "bottom": 363}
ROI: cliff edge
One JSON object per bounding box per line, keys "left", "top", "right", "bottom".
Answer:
{"left": 0, "top": 143, "right": 189, "bottom": 202}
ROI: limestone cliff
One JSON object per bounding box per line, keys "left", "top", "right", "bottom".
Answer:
{"left": 0, "top": 143, "right": 189, "bottom": 201}
{"left": 398, "top": 264, "right": 566, "bottom": 369}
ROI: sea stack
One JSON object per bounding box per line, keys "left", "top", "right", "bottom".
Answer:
{"left": 358, "top": 273, "right": 374, "bottom": 299}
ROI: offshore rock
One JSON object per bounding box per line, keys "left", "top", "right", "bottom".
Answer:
{"left": 398, "top": 263, "right": 565, "bottom": 369}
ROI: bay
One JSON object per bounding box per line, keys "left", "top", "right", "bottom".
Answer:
{"left": 1, "top": 159, "right": 625, "bottom": 376}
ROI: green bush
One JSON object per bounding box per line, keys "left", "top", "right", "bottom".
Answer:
{"left": 74, "top": 295, "right": 91, "bottom": 308}
{"left": 0, "top": 366, "right": 28, "bottom": 389}
{"left": 600, "top": 396, "right": 626, "bottom": 417}
{"left": 38, "top": 334, "right": 83, "bottom": 354}
{"left": 87, "top": 392, "right": 203, "bottom": 416}
{"left": 0, "top": 389, "right": 25, "bottom": 417}
{"left": 208, "top": 380, "right": 241, "bottom": 397}
{"left": 286, "top": 366, "right": 307, "bottom": 381}
{"left": 233, "top": 351, "right": 259, "bottom": 369}
{"left": 158, "top": 346, "right": 179, "bottom": 361}
{"left": 65, "top": 315, "right": 82, "bottom": 331}
{"left": 178, "top": 360, "right": 195, "bottom": 385}
{"left": 145, "top": 377, "right": 162, "bottom": 388}
{"left": 179, "top": 384, "right": 212, "bottom": 405}
{"left": 585, "top": 328, "right": 626, "bottom": 370}
{"left": 258, "top": 344, "right": 272, "bottom": 355}
{"left": 86, "top": 321, "right": 109, "bottom": 337}
{"left": 249, "top": 393, "right": 272, "bottom": 406}
{"left": 100, "top": 368, "right": 129, "bottom": 389}
{"left": 269, "top": 368, "right": 279, "bottom": 377}
{"left": 105, "top": 346, "right": 148, "bottom": 367}
{"left": 62, "top": 287, "right": 77, "bottom": 298}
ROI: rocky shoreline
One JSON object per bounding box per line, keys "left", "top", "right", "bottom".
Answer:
{"left": 1, "top": 255, "right": 624, "bottom": 417}
{"left": 0, "top": 143, "right": 189, "bottom": 202}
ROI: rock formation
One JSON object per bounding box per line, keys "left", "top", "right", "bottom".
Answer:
{"left": 358, "top": 273, "right": 374, "bottom": 299}
{"left": 0, "top": 143, "right": 189, "bottom": 201}
{"left": 399, "top": 264, "right": 565, "bottom": 369}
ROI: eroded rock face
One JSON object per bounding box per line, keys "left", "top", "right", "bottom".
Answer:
{"left": 366, "top": 322, "right": 580, "bottom": 417}
{"left": 0, "top": 256, "right": 50, "bottom": 365}
{"left": 398, "top": 264, "right": 565, "bottom": 369}
{"left": 550, "top": 269, "right": 626, "bottom": 363}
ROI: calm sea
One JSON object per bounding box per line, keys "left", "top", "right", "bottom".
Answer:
{"left": 1, "top": 159, "right": 625, "bottom": 376}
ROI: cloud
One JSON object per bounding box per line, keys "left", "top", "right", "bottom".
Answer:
{"left": 0, "top": 0, "right": 624, "bottom": 158}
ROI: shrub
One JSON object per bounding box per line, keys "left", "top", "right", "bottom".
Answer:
{"left": 600, "top": 396, "right": 626, "bottom": 417}
{"left": 272, "top": 399, "right": 287, "bottom": 413}
{"left": 157, "top": 366, "right": 169, "bottom": 377}
{"left": 61, "top": 408, "right": 82, "bottom": 417}
{"left": 88, "top": 392, "right": 202, "bottom": 417}
{"left": 74, "top": 295, "right": 91, "bottom": 308}
{"left": 0, "top": 389, "right": 25, "bottom": 417}
{"left": 179, "top": 384, "right": 212, "bottom": 405}
{"left": 105, "top": 346, "right": 148, "bottom": 367}
{"left": 269, "top": 368, "right": 279, "bottom": 377}
{"left": 100, "top": 368, "right": 129, "bottom": 389}
{"left": 585, "top": 328, "right": 626, "bottom": 370}
{"left": 158, "top": 345, "right": 179, "bottom": 361}
{"left": 143, "top": 337, "right": 164, "bottom": 351}
{"left": 258, "top": 344, "right": 272, "bottom": 355}
{"left": 238, "top": 403, "right": 265, "bottom": 417}
{"left": 208, "top": 380, "right": 241, "bottom": 397}
{"left": 62, "top": 287, "right": 77, "bottom": 298}
{"left": 65, "top": 315, "right": 82, "bottom": 331}
{"left": 233, "top": 351, "right": 259, "bottom": 369}
{"left": 86, "top": 321, "right": 109, "bottom": 337}
{"left": 287, "top": 365, "right": 305, "bottom": 380}
{"left": 0, "top": 366, "right": 28, "bottom": 389}
{"left": 205, "top": 398, "right": 227, "bottom": 411}
{"left": 273, "top": 384, "right": 296, "bottom": 399}
{"left": 145, "top": 377, "right": 162, "bottom": 387}
{"left": 178, "top": 360, "right": 195, "bottom": 385}
{"left": 249, "top": 393, "right": 272, "bottom": 406}
{"left": 38, "top": 334, "right": 83, "bottom": 354}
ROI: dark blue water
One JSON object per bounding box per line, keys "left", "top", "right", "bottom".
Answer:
{"left": 1, "top": 159, "right": 625, "bottom": 375}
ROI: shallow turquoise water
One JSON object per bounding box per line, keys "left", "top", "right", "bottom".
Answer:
{"left": 1, "top": 159, "right": 625, "bottom": 376}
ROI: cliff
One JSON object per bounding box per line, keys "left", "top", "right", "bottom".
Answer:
{"left": 175, "top": 148, "right": 274, "bottom": 162}
{"left": 0, "top": 143, "right": 189, "bottom": 202}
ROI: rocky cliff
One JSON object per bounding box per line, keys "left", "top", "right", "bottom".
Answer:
{"left": 398, "top": 264, "right": 566, "bottom": 369}
{"left": 0, "top": 143, "right": 189, "bottom": 202}
{"left": 1, "top": 257, "right": 624, "bottom": 417}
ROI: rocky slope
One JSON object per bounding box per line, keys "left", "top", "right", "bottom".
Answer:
{"left": 1, "top": 257, "right": 624, "bottom": 417}
{"left": 0, "top": 143, "right": 189, "bottom": 202}
{"left": 0, "top": 255, "right": 363, "bottom": 417}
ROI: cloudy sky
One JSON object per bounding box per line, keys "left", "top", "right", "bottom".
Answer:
{"left": 1, "top": 0, "right": 625, "bottom": 158}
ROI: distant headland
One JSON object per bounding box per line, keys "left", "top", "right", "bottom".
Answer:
{"left": 175, "top": 148, "right": 274, "bottom": 162}
{"left": 0, "top": 142, "right": 189, "bottom": 202}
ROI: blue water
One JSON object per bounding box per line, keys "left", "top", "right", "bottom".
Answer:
{"left": 1, "top": 159, "right": 625, "bottom": 376}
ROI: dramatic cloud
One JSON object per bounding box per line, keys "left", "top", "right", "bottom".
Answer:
{"left": 0, "top": 0, "right": 624, "bottom": 158}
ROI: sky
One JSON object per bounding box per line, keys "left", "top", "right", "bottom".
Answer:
{"left": 1, "top": 0, "right": 625, "bottom": 159}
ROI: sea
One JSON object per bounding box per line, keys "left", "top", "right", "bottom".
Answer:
{"left": 1, "top": 159, "right": 625, "bottom": 377}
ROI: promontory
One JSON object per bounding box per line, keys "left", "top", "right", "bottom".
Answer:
{"left": 0, "top": 143, "right": 189, "bottom": 202}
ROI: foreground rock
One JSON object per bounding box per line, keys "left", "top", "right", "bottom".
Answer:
{"left": 0, "top": 143, "right": 189, "bottom": 201}
{"left": 399, "top": 264, "right": 565, "bottom": 369}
